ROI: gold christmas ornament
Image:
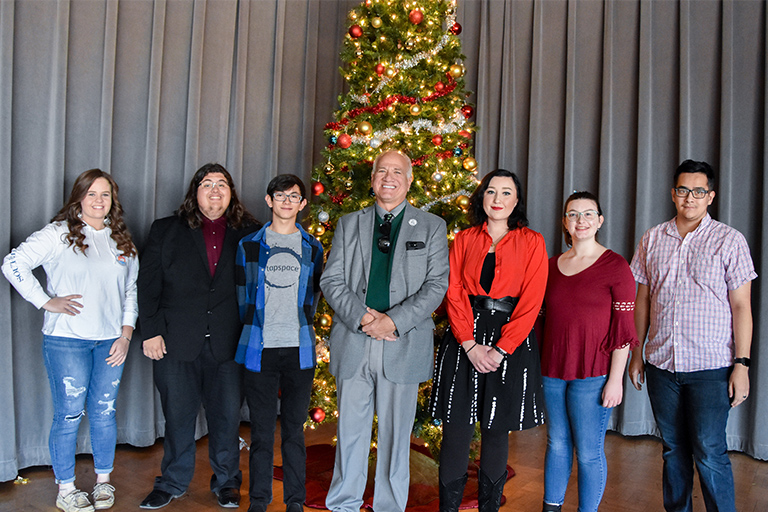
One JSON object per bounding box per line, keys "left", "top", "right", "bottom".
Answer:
{"left": 371, "top": 16, "right": 382, "bottom": 28}
{"left": 409, "top": 104, "right": 422, "bottom": 115}
{"left": 385, "top": 67, "right": 396, "bottom": 78}
{"left": 323, "top": 162, "right": 335, "bottom": 174}
{"left": 462, "top": 157, "right": 478, "bottom": 171}
{"left": 456, "top": 195, "right": 470, "bottom": 208}
{"left": 319, "top": 313, "right": 333, "bottom": 327}
{"left": 386, "top": 103, "right": 396, "bottom": 113}
{"left": 449, "top": 64, "right": 464, "bottom": 78}
{"left": 313, "top": 224, "right": 326, "bottom": 236}
{"left": 357, "top": 121, "right": 373, "bottom": 135}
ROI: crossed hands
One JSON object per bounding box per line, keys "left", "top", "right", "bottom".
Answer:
{"left": 361, "top": 308, "right": 398, "bottom": 341}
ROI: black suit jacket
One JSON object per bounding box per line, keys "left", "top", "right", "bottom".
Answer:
{"left": 138, "top": 215, "right": 258, "bottom": 362}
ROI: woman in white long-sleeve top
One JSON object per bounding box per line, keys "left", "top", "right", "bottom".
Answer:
{"left": 2, "top": 169, "right": 138, "bottom": 512}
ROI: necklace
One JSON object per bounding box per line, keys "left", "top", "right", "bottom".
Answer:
{"left": 490, "top": 231, "right": 509, "bottom": 249}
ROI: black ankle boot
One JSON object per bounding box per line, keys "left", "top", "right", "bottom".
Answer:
{"left": 542, "top": 503, "right": 562, "bottom": 512}
{"left": 439, "top": 473, "right": 468, "bottom": 512}
{"left": 477, "top": 469, "right": 507, "bottom": 512}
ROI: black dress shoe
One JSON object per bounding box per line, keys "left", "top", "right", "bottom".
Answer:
{"left": 216, "top": 488, "right": 240, "bottom": 509}
{"left": 139, "top": 489, "right": 183, "bottom": 509}
{"left": 286, "top": 502, "right": 304, "bottom": 512}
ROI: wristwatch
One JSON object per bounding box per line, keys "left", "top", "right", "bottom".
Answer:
{"left": 733, "top": 357, "right": 751, "bottom": 368}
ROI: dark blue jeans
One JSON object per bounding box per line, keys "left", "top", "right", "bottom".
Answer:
{"left": 243, "top": 348, "right": 315, "bottom": 508}
{"left": 645, "top": 364, "right": 735, "bottom": 512}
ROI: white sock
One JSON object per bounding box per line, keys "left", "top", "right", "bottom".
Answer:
{"left": 59, "top": 482, "right": 76, "bottom": 496}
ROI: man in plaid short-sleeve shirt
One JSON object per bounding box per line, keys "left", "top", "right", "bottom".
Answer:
{"left": 628, "top": 159, "right": 756, "bottom": 512}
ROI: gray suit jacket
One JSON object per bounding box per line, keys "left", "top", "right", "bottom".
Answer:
{"left": 320, "top": 202, "right": 449, "bottom": 384}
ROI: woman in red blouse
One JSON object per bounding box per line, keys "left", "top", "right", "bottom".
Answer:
{"left": 430, "top": 169, "right": 548, "bottom": 512}
{"left": 540, "top": 191, "right": 638, "bottom": 512}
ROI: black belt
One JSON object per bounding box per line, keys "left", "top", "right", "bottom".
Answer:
{"left": 469, "top": 295, "right": 518, "bottom": 314}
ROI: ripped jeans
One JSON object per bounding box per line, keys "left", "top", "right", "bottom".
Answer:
{"left": 43, "top": 335, "right": 124, "bottom": 484}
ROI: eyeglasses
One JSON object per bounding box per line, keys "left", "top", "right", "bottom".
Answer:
{"left": 377, "top": 214, "right": 393, "bottom": 253}
{"left": 565, "top": 210, "right": 599, "bottom": 222}
{"left": 674, "top": 186, "right": 710, "bottom": 199}
{"left": 273, "top": 192, "right": 303, "bottom": 203}
{"left": 199, "top": 180, "right": 230, "bottom": 191}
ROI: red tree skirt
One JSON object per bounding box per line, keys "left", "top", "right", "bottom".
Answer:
{"left": 273, "top": 444, "right": 514, "bottom": 511}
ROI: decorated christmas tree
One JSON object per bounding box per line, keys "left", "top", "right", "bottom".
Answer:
{"left": 305, "top": 0, "right": 479, "bottom": 459}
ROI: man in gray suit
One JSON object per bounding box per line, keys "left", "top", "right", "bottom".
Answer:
{"left": 321, "top": 150, "right": 450, "bottom": 512}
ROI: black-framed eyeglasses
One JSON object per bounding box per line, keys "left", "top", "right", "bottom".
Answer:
{"left": 674, "top": 186, "right": 710, "bottom": 199}
{"left": 273, "top": 192, "right": 303, "bottom": 203}
{"left": 377, "top": 214, "right": 393, "bottom": 253}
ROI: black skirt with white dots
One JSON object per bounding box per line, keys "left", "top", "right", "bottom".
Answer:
{"left": 429, "top": 297, "right": 545, "bottom": 432}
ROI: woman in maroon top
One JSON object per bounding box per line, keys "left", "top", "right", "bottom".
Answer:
{"left": 540, "top": 191, "right": 638, "bottom": 512}
{"left": 430, "top": 169, "right": 548, "bottom": 512}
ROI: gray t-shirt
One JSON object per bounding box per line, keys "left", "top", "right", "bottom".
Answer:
{"left": 262, "top": 229, "right": 302, "bottom": 348}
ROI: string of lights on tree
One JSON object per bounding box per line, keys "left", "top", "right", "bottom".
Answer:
{"left": 306, "top": 0, "right": 481, "bottom": 459}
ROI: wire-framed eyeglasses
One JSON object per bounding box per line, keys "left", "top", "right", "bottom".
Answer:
{"left": 273, "top": 192, "right": 303, "bottom": 203}
{"left": 565, "top": 210, "right": 599, "bottom": 222}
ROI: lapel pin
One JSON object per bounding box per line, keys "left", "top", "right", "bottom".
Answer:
{"left": 409, "top": 219, "right": 417, "bottom": 226}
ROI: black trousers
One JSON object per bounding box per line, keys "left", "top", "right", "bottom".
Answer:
{"left": 152, "top": 339, "right": 243, "bottom": 495}
{"left": 244, "top": 348, "right": 315, "bottom": 507}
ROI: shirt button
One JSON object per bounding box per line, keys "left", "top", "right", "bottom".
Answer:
{"left": 213, "top": 245, "right": 217, "bottom": 249}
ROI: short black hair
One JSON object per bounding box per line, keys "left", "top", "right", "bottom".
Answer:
{"left": 468, "top": 169, "right": 528, "bottom": 231}
{"left": 674, "top": 160, "right": 715, "bottom": 190}
{"left": 267, "top": 174, "right": 306, "bottom": 198}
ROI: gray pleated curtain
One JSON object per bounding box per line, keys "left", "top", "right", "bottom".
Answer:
{"left": 1, "top": 0, "right": 766, "bottom": 482}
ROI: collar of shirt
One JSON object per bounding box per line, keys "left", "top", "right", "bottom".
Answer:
{"left": 374, "top": 200, "right": 406, "bottom": 218}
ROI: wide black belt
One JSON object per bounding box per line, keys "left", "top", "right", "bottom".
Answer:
{"left": 469, "top": 295, "right": 518, "bottom": 315}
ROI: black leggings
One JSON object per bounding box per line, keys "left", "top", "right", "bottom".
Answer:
{"left": 439, "top": 421, "right": 509, "bottom": 484}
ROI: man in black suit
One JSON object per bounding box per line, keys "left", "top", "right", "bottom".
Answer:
{"left": 138, "top": 163, "right": 259, "bottom": 510}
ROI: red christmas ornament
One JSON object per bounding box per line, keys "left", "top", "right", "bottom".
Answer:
{"left": 434, "top": 81, "right": 445, "bottom": 92}
{"left": 349, "top": 24, "right": 363, "bottom": 38}
{"left": 375, "top": 63, "right": 386, "bottom": 76}
{"left": 461, "top": 105, "right": 475, "bottom": 119}
{"left": 337, "top": 133, "right": 352, "bottom": 148}
{"left": 432, "top": 134, "right": 443, "bottom": 146}
{"left": 449, "top": 22, "right": 462, "bottom": 35}
{"left": 312, "top": 181, "right": 325, "bottom": 195}
{"left": 409, "top": 9, "right": 424, "bottom": 24}
{"left": 458, "top": 129, "right": 472, "bottom": 138}
{"left": 310, "top": 407, "right": 326, "bottom": 423}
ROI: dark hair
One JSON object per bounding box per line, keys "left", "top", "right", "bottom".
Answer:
{"left": 51, "top": 169, "right": 136, "bottom": 257}
{"left": 674, "top": 159, "right": 715, "bottom": 190}
{"left": 562, "top": 190, "right": 603, "bottom": 247}
{"left": 176, "top": 163, "right": 257, "bottom": 229}
{"left": 468, "top": 169, "right": 528, "bottom": 230}
{"left": 267, "top": 174, "right": 307, "bottom": 199}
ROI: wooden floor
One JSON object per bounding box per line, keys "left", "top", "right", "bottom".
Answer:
{"left": 2, "top": 422, "right": 767, "bottom": 512}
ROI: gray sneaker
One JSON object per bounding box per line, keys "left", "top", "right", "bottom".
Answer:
{"left": 56, "top": 489, "right": 95, "bottom": 512}
{"left": 92, "top": 483, "right": 115, "bottom": 510}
